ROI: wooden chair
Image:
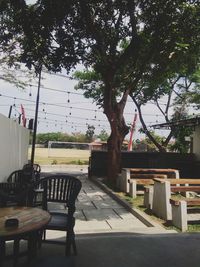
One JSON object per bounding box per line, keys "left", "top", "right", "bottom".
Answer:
{"left": 7, "top": 170, "right": 25, "bottom": 184}
{"left": 23, "top": 163, "right": 41, "bottom": 183}
{"left": 0, "top": 182, "right": 34, "bottom": 207}
{"left": 7, "top": 164, "right": 41, "bottom": 185}
{"left": 0, "top": 182, "right": 35, "bottom": 266}
{"left": 34, "top": 175, "right": 82, "bottom": 255}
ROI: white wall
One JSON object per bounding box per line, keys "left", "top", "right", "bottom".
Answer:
{"left": 193, "top": 125, "right": 200, "bottom": 160}
{"left": 0, "top": 114, "right": 29, "bottom": 182}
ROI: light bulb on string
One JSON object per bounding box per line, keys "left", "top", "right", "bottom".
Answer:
{"left": 69, "top": 107, "right": 72, "bottom": 115}
{"left": 29, "top": 85, "right": 32, "bottom": 97}
{"left": 42, "top": 103, "right": 45, "bottom": 112}
{"left": 13, "top": 97, "right": 16, "bottom": 107}
{"left": 67, "top": 92, "right": 70, "bottom": 103}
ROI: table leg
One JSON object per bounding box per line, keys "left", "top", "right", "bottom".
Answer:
{"left": 13, "top": 238, "right": 20, "bottom": 267}
{"left": 27, "top": 231, "right": 38, "bottom": 262}
{"left": 0, "top": 239, "right": 6, "bottom": 266}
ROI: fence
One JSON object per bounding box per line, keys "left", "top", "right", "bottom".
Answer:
{"left": 0, "top": 114, "right": 29, "bottom": 182}
{"left": 89, "top": 150, "right": 200, "bottom": 178}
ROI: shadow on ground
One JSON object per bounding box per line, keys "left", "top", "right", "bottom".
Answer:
{"left": 5, "top": 232, "right": 200, "bottom": 267}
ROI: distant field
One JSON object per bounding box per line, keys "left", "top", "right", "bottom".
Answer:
{"left": 28, "top": 147, "right": 90, "bottom": 165}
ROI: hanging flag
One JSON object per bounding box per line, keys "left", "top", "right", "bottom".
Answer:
{"left": 20, "top": 104, "right": 26, "bottom": 127}
{"left": 128, "top": 111, "right": 138, "bottom": 151}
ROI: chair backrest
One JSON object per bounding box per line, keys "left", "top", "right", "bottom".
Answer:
{"left": 7, "top": 170, "right": 25, "bottom": 183}
{"left": 0, "top": 182, "right": 34, "bottom": 207}
{"left": 36, "top": 175, "right": 82, "bottom": 211}
{"left": 23, "top": 163, "right": 41, "bottom": 173}
{"left": 23, "top": 163, "right": 41, "bottom": 182}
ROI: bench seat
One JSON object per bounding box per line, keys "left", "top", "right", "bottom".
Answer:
{"left": 170, "top": 198, "right": 200, "bottom": 231}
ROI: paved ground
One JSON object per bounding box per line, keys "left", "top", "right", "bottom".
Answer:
{"left": 5, "top": 165, "right": 200, "bottom": 267}
{"left": 31, "top": 232, "right": 200, "bottom": 267}
{"left": 41, "top": 165, "right": 174, "bottom": 236}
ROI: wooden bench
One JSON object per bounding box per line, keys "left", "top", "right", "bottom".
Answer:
{"left": 154, "top": 178, "right": 200, "bottom": 185}
{"left": 170, "top": 198, "right": 200, "bottom": 231}
{"left": 152, "top": 178, "right": 200, "bottom": 221}
{"left": 120, "top": 168, "right": 179, "bottom": 195}
{"left": 129, "top": 175, "right": 167, "bottom": 198}
{"left": 129, "top": 168, "right": 180, "bottom": 178}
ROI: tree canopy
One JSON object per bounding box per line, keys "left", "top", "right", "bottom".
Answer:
{"left": 1, "top": 0, "right": 200, "bottom": 182}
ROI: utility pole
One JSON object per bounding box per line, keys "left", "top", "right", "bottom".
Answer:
{"left": 31, "top": 67, "right": 42, "bottom": 165}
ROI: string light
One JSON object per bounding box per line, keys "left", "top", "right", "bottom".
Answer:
{"left": 29, "top": 85, "right": 32, "bottom": 97}
{"left": 13, "top": 97, "right": 16, "bottom": 107}
{"left": 67, "top": 92, "right": 70, "bottom": 103}
{"left": 69, "top": 107, "right": 72, "bottom": 115}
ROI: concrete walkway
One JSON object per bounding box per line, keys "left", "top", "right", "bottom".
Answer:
{"left": 4, "top": 165, "right": 200, "bottom": 267}
{"left": 41, "top": 165, "right": 174, "bottom": 235}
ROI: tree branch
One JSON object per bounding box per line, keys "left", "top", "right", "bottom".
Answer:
{"left": 131, "top": 95, "right": 166, "bottom": 152}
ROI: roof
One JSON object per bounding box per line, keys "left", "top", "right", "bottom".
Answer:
{"left": 151, "top": 116, "right": 200, "bottom": 130}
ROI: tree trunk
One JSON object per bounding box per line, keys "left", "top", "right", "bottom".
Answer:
{"left": 105, "top": 108, "right": 129, "bottom": 185}
{"left": 107, "top": 126, "right": 124, "bottom": 185}
{"left": 103, "top": 79, "right": 130, "bottom": 185}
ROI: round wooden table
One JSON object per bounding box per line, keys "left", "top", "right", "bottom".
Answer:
{"left": 0, "top": 206, "right": 51, "bottom": 266}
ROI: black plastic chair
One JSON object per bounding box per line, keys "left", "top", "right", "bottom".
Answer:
{"left": 34, "top": 175, "right": 82, "bottom": 255}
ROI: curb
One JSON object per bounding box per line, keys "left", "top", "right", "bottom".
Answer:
{"left": 90, "top": 176, "right": 168, "bottom": 229}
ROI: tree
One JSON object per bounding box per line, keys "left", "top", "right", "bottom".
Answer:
{"left": 0, "top": 1, "right": 35, "bottom": 88}
{"left": 98, "top": 129, "right": 109, "bottom": 142}
{"left": 133, "top": 131, "right": 165, "bottom": 152}
{"left": 2, "top": 0, "right": 200, "bottom": 184}
{"left": 85, "top": 124, "right": 95, "bottom": 142}
{"left": 36, "top": 132, "right": 89, "bottom": 144}
{"left": 168, "top": 106, "right": 193, "bottom": 153}
{"left": 73, "top": 1, "right": 200, "bottom": 183}
{"left": 131, "top": 72, "right": 199, "bottom": 152}
{"left": 174, "top": 68, "right": 200, "bottom": 108}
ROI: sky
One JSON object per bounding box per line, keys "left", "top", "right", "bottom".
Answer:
{"left": 0, "top": 66, "right": 174, "bottom": 141}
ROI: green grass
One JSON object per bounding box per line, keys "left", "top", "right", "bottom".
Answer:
{"left": 188, "top": 225, "right": 200, "bottom": 232}
{"left": 29, "top": 147, "right": 90, "bottom": 165}
{"left": 34, "top": 156, "right": 89, "bottom": 165}
{"left": 115, "top": 192, "right": 180, "bottom": 231}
